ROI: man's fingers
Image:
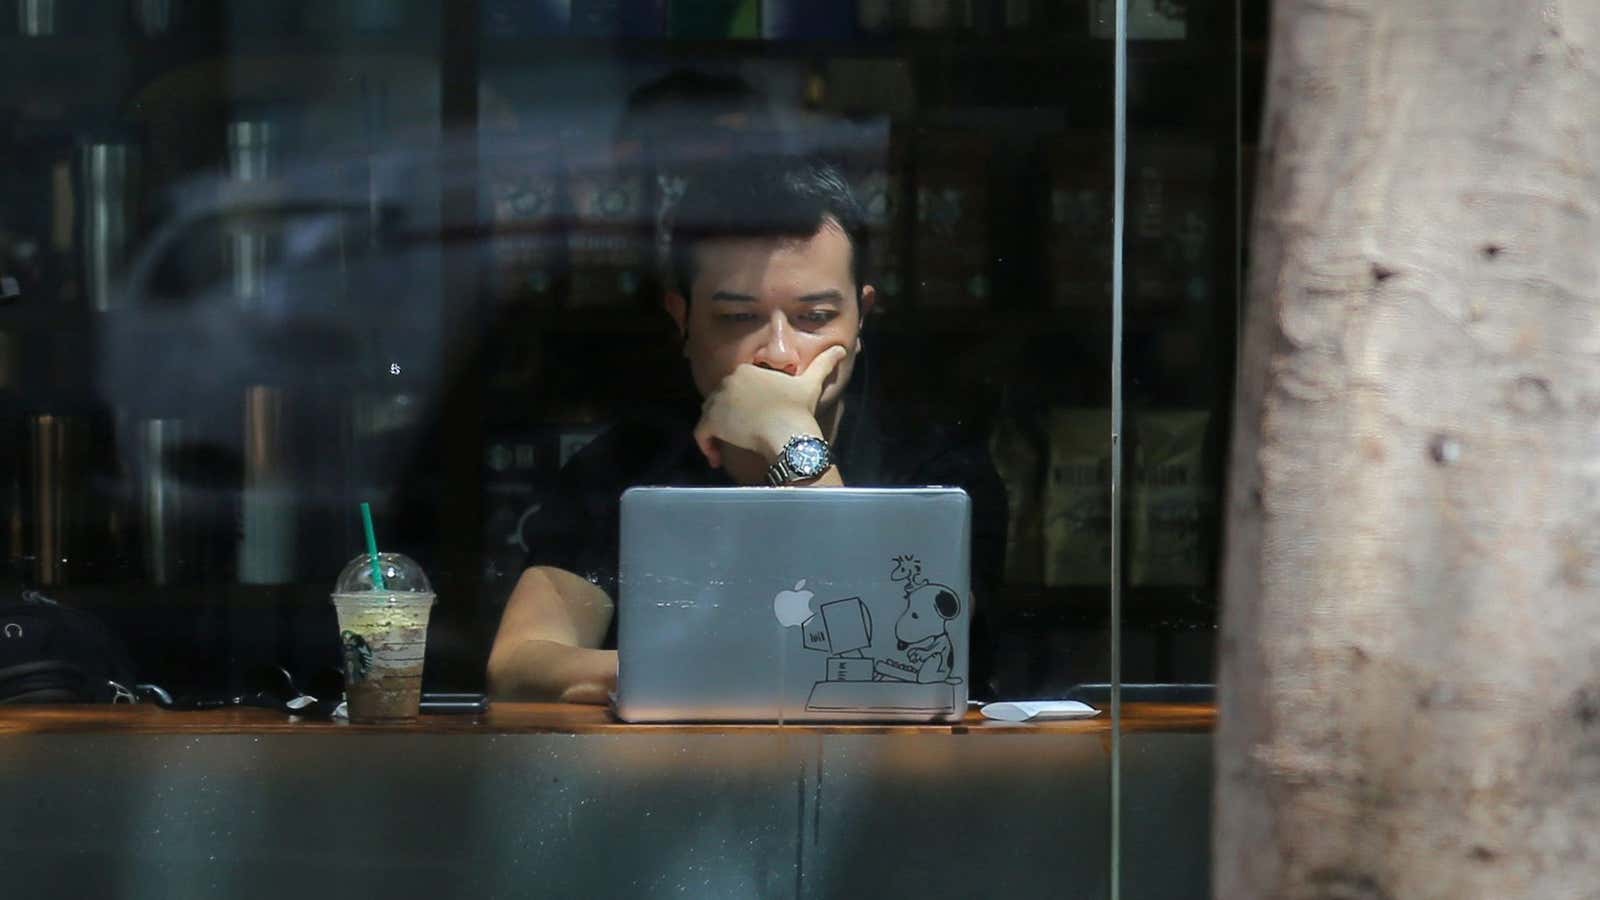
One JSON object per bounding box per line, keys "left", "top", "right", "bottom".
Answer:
{"left": 693, "top": 424, "right": 722, "bottom": 469}
{"left": 802, "top": 345, "right": 848, "bottom": 390}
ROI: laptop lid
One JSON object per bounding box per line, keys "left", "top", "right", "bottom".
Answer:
{"left": 615, "top": 487, "right": 972, "bottom": 722}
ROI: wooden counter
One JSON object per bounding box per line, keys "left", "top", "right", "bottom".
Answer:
{"left": 0, "top": 701, "right": 1216, "bottom": 899}
{"left": 0, "top": 700, "right": 1215, "bottom": 736}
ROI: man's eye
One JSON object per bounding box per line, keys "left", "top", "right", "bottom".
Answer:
{"left": 716, "top": 313, "right": 759, "bottom": 324}
{"left": 799, "top": 310, "right": 839, "bottom": 325}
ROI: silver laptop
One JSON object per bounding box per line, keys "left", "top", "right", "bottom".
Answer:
{"left": 615, "top": 486, "right": 972, "bottom": 723}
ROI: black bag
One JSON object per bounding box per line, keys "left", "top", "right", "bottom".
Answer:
{"left": 0, "top": 591, "right": 137, "bottom": 703}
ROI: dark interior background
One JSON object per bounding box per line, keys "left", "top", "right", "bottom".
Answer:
{"left": 0, "top": 0, "right": 1269, "bottom": 699}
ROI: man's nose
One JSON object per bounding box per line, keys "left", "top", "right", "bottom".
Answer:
{"left": 753, "top": 312, "right": 800, "bottom": 375}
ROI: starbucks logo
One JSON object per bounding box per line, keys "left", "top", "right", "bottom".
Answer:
{"left": 341, "top": 630, "right": 373, "bottom": 683}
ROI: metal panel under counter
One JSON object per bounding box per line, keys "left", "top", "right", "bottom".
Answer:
{"left": 0, "top": 704, "right": 1214, "bottom": 900}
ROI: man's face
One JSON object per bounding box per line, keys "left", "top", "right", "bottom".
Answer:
{"left": 665, "top": 222, "right": 875, "bottom": 411}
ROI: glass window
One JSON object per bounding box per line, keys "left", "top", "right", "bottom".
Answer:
{"left": 1118, "top": 0, "right": 1258, "bottom": 895}
{"left": 0, "top": 1, "right": 1251, "bottom": 896}
{"left": 0, "top": 3, "right": 1120, "bottom": 707}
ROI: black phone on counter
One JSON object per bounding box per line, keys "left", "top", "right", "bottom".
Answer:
{"left": 419, "top": 692, "right": 488, "bottom": 714}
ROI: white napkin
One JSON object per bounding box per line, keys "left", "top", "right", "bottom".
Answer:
{"left": 979, "top": 700, "right": 1100, "bottom": 722}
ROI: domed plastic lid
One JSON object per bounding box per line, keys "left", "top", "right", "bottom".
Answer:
{"left": 334, "top": 552, "right": 433, "bottom": 595}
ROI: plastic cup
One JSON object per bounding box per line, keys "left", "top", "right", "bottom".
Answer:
{"left": 331, "top": 552, "right": 434, "bottom": 722}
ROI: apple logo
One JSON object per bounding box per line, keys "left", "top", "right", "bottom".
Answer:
{"left": 773, "top": 579, "right": 815, "bottom": 628}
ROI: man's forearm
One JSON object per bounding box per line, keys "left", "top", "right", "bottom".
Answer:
{"left": 488, "top": 639, "right": 618, "bottom": 704}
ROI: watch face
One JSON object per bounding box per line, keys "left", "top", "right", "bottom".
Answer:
{"left": 785, "top": 436, "right": 830, "bottom": 478}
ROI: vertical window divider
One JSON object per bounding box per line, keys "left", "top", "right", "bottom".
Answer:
{"left": 1109, "top": 0, "right": 1128, "bottom": 898}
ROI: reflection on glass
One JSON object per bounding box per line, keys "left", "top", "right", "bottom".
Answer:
{"left": 0, "top": 0, "right": 1150, "bottom": 692}
{"left": 0, "top": 2, "right": 1219, "bottom": 891}
{"left": 17, "top": 0, "right": 57, "bottom": 37}
{"left": 77, "top": 140, "right": 141, "bottom": 313}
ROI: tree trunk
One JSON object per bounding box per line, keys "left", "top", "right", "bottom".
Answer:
{"left": 1215, "top": 2, "right": 1600, "bottom": 898}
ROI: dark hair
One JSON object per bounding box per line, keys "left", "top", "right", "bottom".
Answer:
{"left": 668, "top": 157, "right": 868, "bottom": 305}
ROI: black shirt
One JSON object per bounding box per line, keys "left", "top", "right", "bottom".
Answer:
{"left": 519, "top": 369, "right": 1008, "bottom": 698}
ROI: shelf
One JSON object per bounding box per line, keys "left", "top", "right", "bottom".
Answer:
{"left": 0, "top": 30, "right": 442, "bottom": 61}
{"left": 480, "top": 33, "right": 1225, "bottom": 66}
{"left": 0, "top": 31, "right": 1231, "bottom": 76}
{"left": 0, "top": 32, "right": 443, "bottom": 111}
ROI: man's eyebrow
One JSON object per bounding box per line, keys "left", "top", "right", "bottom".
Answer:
{"left": 707, "top": 289, "right": 845, "bottom": 303}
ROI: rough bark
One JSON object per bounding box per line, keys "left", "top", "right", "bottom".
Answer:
{"left": 1215, "top": 2, "right": 1600, "bottom": 898}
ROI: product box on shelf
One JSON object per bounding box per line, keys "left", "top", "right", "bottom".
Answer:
{"left": 482, "top": 0, "right": 572, "bottom": 37}
{"left": 1090, "top": 0, "right": 1186, "bottom": 40}
{"left": 1127, "top": 140, "right": 1217, "bottom": 315}
{"left": 844, "top": 131, "right": 909, "bottom": 316}
{"left": 760, "top": 0, "right": 855, "bottom": 39}
{"left": 669, "top": 0, "right": 759, "bottom": 38}
{"left": 1044, "top": 136, "right": 1114, "bottom": 311}
{"left": 565, "top": 140, "right": 651, "bottom": 310}
{"left": 571, "top": 0, "right": 666, "bottom": 37}
{"left": 912, "top": 129, "right": 992, "bottom": 310}
{"left": 989, "top": 406, "right": 1045, "bottom": 585}
{"left": 1129, "top": 409, "right": 1212, "bottom": 587}
{"left": 1042, "top": 408, "right": 1112, "bottom": 587}
{"left": 485, "top": 132, "right": 567, "bottom": 311}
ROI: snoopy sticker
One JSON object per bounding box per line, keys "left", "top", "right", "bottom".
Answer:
{"left": 881, "top": 554, "right": 961, "bottom": 684}
{"left": 894, "top": 581, "right": 961, "bottom": 684}
{"left": 788, "top": 554, "right": 967, "bottom": 716}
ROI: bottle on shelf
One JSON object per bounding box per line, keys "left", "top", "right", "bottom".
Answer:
{"left": 0, "top": 329, "right": 18, "bottom": 575}
{"left": 16, "top": 0, "right": 58, "bottom": 37}
{"left": 20, "top": 413, "right": 121, "bottom": 586}
{"left": 76, "top": 136, "right": 143, "bottom": 313}
{"left": 123, "top": 416, "right": 197, "bottom": 585}
{"left": 222, "top": 117, "right": 281, "bottom": 311}
{"left": 238, "top": 385, "right": 295, "bottom": 585}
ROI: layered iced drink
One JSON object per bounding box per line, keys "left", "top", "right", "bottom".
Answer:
{"left": 333, "top": 594, "right": 433, "bottom": 721}
{"left": 331, "top": 552, "right": 435, "bottom": 722}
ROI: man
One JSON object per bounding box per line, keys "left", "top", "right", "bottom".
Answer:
{"left": 487, "top": 158, "right": 1006, "bottom": 704}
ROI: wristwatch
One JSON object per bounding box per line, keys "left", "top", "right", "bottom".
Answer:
{"left": 766, "top": 434, "right": 832, "bottom": 486}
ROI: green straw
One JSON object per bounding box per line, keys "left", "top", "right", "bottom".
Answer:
{"left": 360, "top": 502, "right": 386, "bottom": 590}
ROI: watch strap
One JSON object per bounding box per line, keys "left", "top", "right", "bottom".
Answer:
{"left": 765, "top": 456, "right": 796, "bottom": 487}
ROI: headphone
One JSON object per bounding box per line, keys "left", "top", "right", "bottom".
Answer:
{"left": 0, "top": 660, "right": 92, "bottom": 704}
